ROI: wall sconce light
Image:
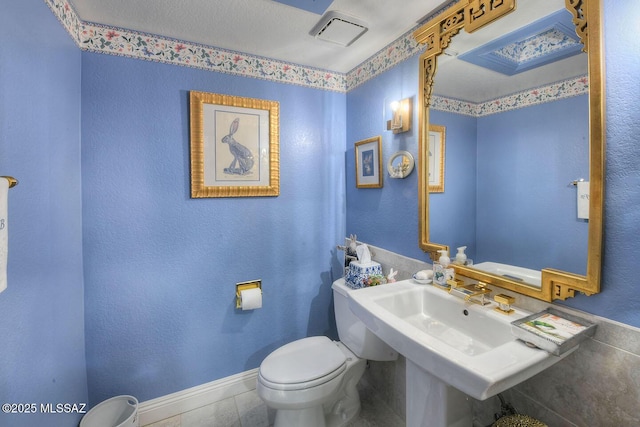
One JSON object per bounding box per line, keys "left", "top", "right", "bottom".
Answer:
{"left": 386, "top": 98, "right": 411, "bottom": 134}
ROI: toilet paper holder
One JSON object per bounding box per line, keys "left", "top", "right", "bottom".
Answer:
{"left": 236, "top": 280, "right": 262, "bottom": 309}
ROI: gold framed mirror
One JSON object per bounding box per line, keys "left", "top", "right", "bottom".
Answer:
{"left": 414, "top": 0, "right": 604, "bottom": 302}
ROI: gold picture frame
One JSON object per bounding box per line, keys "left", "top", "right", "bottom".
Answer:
{"left": 355, "top": 136, "right": 383, "bottom": 188}
{"left": 428, "top": 125, "right": 446, "bottom": 193}
{"left": 189, "top": 91, "right": 280, "bottom": 198}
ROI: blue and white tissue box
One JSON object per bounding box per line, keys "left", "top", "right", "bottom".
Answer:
{"left": 345, "top": 261, "right": 382, "bottom": 289}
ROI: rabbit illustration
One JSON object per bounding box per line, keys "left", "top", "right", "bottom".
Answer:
{"left": 362, "top": 152, "right": 373, "bottom": 176}
{"left": 222, "top": 118, "right": 254, "bottom": 175}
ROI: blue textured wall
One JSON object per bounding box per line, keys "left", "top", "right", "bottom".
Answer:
{"left": 0, "top": 0, "right": 88, "bottom": 426}
{"left": 475, "top": 96, "right": 589, "bottom": 274}
{"left": 1, "top": 0, "right": 639, "bottom": 419}
{"left": 346, "top": 58, "right": 430, "bottom": 260}
{"left": 569, "top": 0, "right": 640, "bottom": 324}
{"left": 81, "top": 53, "right": 346, "bottom": 403}
{"left": 430, "top": 97, "right": 588, "bottom": 273}
{"left": 428, "top": 110, "right": 478, "bottom": 260}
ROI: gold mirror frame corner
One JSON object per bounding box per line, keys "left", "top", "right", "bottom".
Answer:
{"left": 414, "top": 0, "right": 605, "bottom": 302}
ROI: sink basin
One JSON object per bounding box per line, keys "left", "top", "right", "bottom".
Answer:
{"left": 347, "top": 279, "right": 574, "bottom": 401}
{"left": 472, "top": 261, "right": 542, "bottom": 288}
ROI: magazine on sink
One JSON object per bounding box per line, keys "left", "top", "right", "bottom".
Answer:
{"left": 516, "top": 312, "right": 589, "bottom": 345}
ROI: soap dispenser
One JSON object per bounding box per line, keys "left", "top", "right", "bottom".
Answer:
{"left": 433, "top": 249, "right": 452, "bottom": 289}
{"left": 438, "top": 249, "right": 450, "bottom": 267}
{"left": 455, "top": 246, "right": 467, "bottom": 265}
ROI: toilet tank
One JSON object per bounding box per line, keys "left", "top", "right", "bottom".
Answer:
{"left": 332, "top": 278, "right": 397, "bottom": 361}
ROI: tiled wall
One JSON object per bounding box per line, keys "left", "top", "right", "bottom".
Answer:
{"left": 472, "top": 316, "right": 640, "bottom": 427}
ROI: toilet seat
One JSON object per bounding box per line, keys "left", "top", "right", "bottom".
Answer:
{"left": 259, "top": 336, "right": 347, "bottom": 391}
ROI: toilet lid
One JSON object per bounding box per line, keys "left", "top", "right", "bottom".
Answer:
{"left": 259, "top": 336, "right": 346, "bottom": 390}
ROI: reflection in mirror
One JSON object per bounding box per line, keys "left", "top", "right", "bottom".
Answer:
{"left": 428, "top": 125, "right": 445, "bottom": 193}
{"left": 432, "top": 0, "right": 588, "bottom": 283}
{"left": 414, "top": 0, "right": 604, "bottom": 302}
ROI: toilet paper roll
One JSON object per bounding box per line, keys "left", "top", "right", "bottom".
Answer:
{"left": 240, "top": 288, "right": 262, "bottom": 310}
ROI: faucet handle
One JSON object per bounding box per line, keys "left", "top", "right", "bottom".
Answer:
{"left": 494, "top": 294, "right": 515, "bottom": 315}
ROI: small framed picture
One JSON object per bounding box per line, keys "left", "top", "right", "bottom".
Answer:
{"left": 355, "top": 136, "right": 383, "bottom": 188}
{"left": 428, "top": 125, "right": 446, "bottom": 193}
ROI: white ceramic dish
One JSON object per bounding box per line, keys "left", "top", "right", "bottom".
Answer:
{"left": 412, "top": 274, "right": 432, "bottom": 284}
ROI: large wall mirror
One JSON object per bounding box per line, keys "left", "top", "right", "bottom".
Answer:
{"left": 414, "top": 0, "right": 604, "bottom": 302}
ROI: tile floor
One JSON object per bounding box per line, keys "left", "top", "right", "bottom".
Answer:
{"left": 143, "top": 378, "right": 404, "bottom": 427}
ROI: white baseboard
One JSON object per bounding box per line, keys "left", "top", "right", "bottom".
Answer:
{"left": 137, "top": 368, "right": 259, "bottom": 426}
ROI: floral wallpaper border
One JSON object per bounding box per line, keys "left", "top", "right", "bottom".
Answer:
{"left": 46, "top": 0, "right": 81, "bottom": 45}
{"left": 78, "top": 21, "right": 348, "bottom": 91}
{"left": 44, "top": 0, "right": 584, "bottom": 114}
{"left": 433, "top": 75, "right": 588, "bottom": 117}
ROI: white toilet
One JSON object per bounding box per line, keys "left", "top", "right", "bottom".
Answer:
{"left": 257, "top": 278, "right": 397, "bottom": 427}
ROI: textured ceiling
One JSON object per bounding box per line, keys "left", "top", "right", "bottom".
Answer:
{"left": 68, "top": 0, "right": 446, "bottom": 73}
{"left": 66, "top": 0, "right": 586, "bottom": 102}
{"left": 432, "top": 0, "right": 587, "bottom": 103}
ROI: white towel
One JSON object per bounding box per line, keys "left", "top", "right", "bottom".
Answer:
{"left": 577, "top": 181, "right": 590, "bottom": 220}
{"left": 0, "top": 178, "right": 7, "bottom": 292}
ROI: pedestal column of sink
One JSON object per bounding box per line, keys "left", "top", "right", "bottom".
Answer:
{"left": 406, "top": 359, "right": 472, "bottom": 427}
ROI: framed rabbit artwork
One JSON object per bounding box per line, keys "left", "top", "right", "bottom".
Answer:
{"left": 189, "top": 91, "right": 280, "bottom": 197}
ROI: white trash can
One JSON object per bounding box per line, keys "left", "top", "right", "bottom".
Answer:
{"left": 80, "top": 395, "right": 138, "bottom": 427}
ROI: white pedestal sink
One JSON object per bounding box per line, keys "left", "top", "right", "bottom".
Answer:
{"left": 347, "top": 279, "right": 576, "bottom": 427}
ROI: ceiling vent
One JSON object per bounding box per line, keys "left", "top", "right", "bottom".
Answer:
{"left": 310, "top": 11, "right": 368, "bottom": 47}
